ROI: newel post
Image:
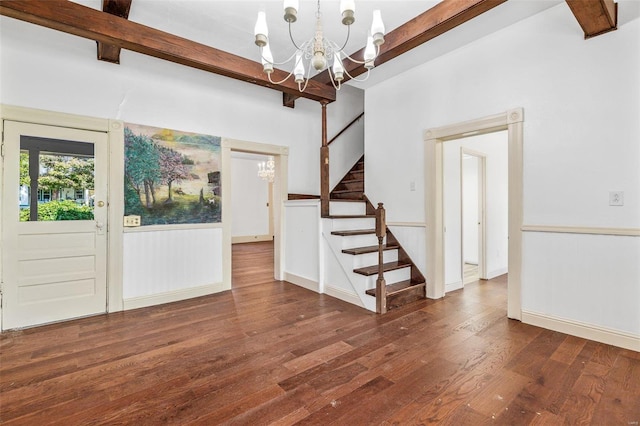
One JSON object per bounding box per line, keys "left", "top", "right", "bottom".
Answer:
{"left": 320, "top": 101, "right": 330, "bottom": 217}
{"left": 375, "top": 202, "right": 387, "bottom": 314}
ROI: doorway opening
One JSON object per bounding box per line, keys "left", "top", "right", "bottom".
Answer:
{"left": 230, "top": 152, "right": 275, "bottom": 288}
{"left": 220, "top": 139, "right": 288, "bottom": 291}
{"left": 442, "top": 134, "right": 508, "bottom": 293}
{"left": 461, "top": 150, "right": 485, "bottom": 285}
{"left": 424, "top": 108, "right": 524, "bottom": 320}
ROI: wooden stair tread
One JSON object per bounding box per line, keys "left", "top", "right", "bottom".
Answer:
{"left": 331, "top": 194, "right": 364, "bottom": 200}
{"left": 332, "top": 189, "right": 363, "bottom": 194}
{"left": 354, "top": 261, "right": 412, "bottom": 276}
{"left": 342, "top": 244, "right": 399, "bottom": 255}
{"left": 328, "top": 215, "right": 374, "bottom": 219}
{"left": 329, "top": 198, "right": 366, "bottom": 203}
{"left": 331, "top": 229, "right": 376, "bottom": 236}
{"left": 365, "top": 280, "right": 426, "bottom": 297}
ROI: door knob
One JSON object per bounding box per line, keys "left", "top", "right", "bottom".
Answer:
{"left": 97, "top": 201, "right": 105, "bottom": 207}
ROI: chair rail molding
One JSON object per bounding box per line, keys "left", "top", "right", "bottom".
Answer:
{"left": 522, "top": 225, "right": 640, "bottom": 237}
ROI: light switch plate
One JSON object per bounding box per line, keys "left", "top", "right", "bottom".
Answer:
{"left": 609, "top": 191, "right": 624, "bottom": 206}
{"left": 123, "top": 215, "right": 141, "bottom": 226}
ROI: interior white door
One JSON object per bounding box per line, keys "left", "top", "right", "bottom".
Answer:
{"left": 2, "top": 121, "right": 108, "bottom": 329}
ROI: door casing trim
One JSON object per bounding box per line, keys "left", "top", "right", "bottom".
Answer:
{"left": 0, "top": 104, "right": 124, "bottom": 330}
{"left": 424, "top": 108, "right": 524, "bottom": 320}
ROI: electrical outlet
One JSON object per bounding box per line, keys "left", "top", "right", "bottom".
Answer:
{"left": 609, "top": 191, "right": 624, "bottom": 206}
{"left": 123, "top": 215, "right": 141, "bottom": 227}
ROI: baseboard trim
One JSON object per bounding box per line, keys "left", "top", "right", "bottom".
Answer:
{"left": 123, "top": 282, "right": 226, "bottom": 311}
{"left": 486, "top": 268, "right": 508, "bottom": 280}
{"left": 284, "top": 272, "right": 319, "bottom": 293}
{"left": 232, "top": 234, "right": 272, "bottom": 244}
{"left": 445, "top": 280, "right": 463, "bottom": 292}
{"left": 522, "top": 310, "right": 640, "bottom": 352}
{"left": 323, "top": 285, "right": 363, "bottom": 307}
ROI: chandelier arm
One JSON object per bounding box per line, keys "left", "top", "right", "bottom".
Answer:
{"left": 343, "top": 66, "right": 372, "bottom": 83}
{"left": 288, "top": 21, "right": 304, "bottom": 51}
{"left": 341, "top": 45, "right": 381, "bottom": 65}
{"left": 261, "top": 48, "right": 299, "bottom": 67}
{"left": 298, "top": 79, "right": 310, "bottom": 92}
{"left": 267, "top": 68, "right": 298, "bottom": 85}
{"left": 338, "top": 24, "right": 351, "bottom": 52}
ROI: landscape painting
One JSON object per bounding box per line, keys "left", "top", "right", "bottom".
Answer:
{"left": 124, "top": 123, "right": 221, "bottom": 225}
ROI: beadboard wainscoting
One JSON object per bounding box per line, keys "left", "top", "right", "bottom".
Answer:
{"left": 123, "top": 227, "right": 223, "bottom": 309}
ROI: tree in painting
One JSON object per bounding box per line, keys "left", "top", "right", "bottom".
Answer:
{"left": 124, "top": 127, "right": 161, "bottom": 208}
{"left": 158, "top": 145, "right": 190, "bottom": 203}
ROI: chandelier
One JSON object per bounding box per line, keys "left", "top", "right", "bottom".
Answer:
{"left": 254, "top": 0, "right": 385, "bottom": 92}
{"left": 257, "top": 156, "right": 275, "bottom": 182}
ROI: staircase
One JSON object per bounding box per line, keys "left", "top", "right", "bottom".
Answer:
{"left": 326, "top": 158, "right": 426, "bottom": 312}
{"left": 330, "top": 156, "right": 364, "bottom": 200}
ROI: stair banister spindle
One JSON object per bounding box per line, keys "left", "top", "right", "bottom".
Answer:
{"left": 375, "top": 202, "right": 387, "bottom": 314}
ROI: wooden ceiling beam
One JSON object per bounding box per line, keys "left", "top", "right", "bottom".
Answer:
{"left": 97, "top": 0, "right": 132, "bottom": 64}
{"left": 0, "top": 0, "right": 336, "bottom": 103}
{"left": 285, "top": 0, "right": 508, "bottom": 107}
{"left": 565, "top": 0, "right": 617, "bottom": 39}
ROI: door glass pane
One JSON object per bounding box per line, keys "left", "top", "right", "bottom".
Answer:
{"left": 19, "top": 137, "right": 95, "bottom": 221}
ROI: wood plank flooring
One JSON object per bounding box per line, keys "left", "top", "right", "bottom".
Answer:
{"left": 464, "top": 262, "right": 479, "bottom": 284}
{"left": 1, "top": 241, "right": 639, "bottom": 425}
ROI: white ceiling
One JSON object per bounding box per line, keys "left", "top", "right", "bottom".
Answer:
{"left": 73, "top": 0, "right": 565, "bottom": 90}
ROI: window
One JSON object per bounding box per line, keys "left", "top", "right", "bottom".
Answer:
{"left": 19, "top": 137, "right": 95, "bottom": 221}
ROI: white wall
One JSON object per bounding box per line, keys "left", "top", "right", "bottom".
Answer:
{"left": 231, "top": 155, "right": 270, "bottom": 240}
{"left": 0, "top": 16, "right": 363, "bottom": 304}
{"left": 283, "top": 200, "right": 321, "bottom": 291}
{"left": 329, "top": 116, "right": 365, "bottom": 190}
{"left": 443, "top": 132, "right": 509, "bottom": 290}
{"left": 365, "top": 4, "right": 640, "bottom": 342}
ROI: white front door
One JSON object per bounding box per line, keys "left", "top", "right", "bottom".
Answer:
{"left": 2, "top": 121, "right": 108, "bottom": 329}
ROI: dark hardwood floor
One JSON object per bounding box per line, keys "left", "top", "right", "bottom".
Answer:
{"left": 1, "top": 241, "right": 639, "bottom": 424}
{"left": 232, "top": 240, "right": 275, "bottom": 289}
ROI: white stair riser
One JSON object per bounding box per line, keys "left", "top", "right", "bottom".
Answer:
{"left": 364, "top": 267, "right": 411, "bottom": 288}
{"left": 330, "top": 201, "right": 366, "bottom": 216}
{"left": 331, "top": 217, "right": 375, "bottom": 231}
{"left": 339, "top": 234, "right": 382, "bottom": 248}
{"left": 351, "top": 250, "right": 398, "bottom": 268}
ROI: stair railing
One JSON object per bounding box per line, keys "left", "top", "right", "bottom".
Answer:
{"left": 375, "top": 202, "right": 387, "bottom": 314}
{"left": 327, "top": 112, "right": 364, "bottom": 146}
{"left": 321, "top": 110, "right": 365, "bottom": 216}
